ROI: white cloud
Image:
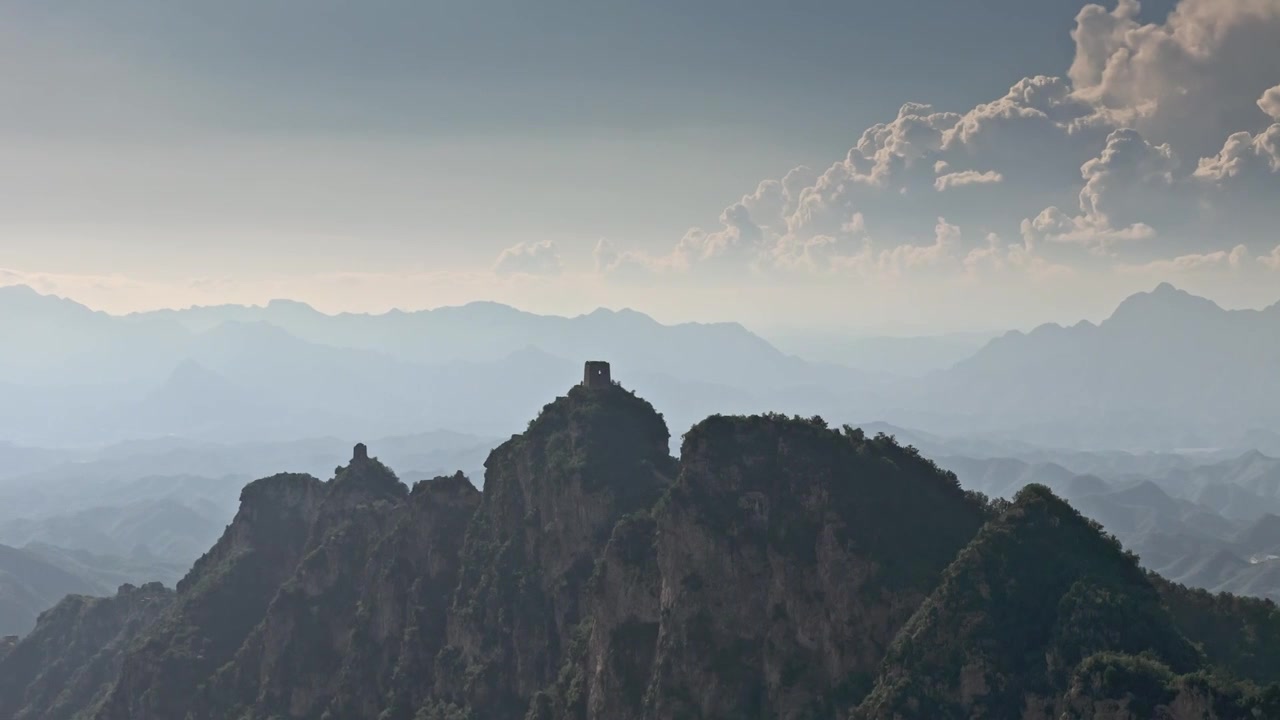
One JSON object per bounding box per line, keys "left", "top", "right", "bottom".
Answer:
{"left": 1068, "top": 0, "right": 1280, "bottom": 156}
{"left": 770, "top": 212, "right": 870, "bottom": 272}
{"left": 1261, "top": 85, "right": 1280, "bottom": 122}
{"left": 944, "top": 75, "right": 1094, "bottom": 149}
{"left": 493, "top": 240, "right": 562, "bottom": 276}
{"left": 1230, "top": 244, "right": 1249, "bottom": 268}
{"left": 962, "top": 232, "right": 1072, "bottom": 279}
{"left": 595, "top": 0, "right": 1278, "bottom": 293}
{"left": 1022, "top": 128, "right": 1173, "bottom": 250}
{"left": 1120, "top": 244, "right": 1250, "bottom": 274}
{"left": 1077, "top": 129, "right": 1177, "bottom": 227}
{"left": 876, "top": 217, "right": 961, "bottom": 274}
{"left": 934, "top": 170, "right": 1004, "bottom": 191}
{"left": 1261, "top": 245, "right": 1280, "bottom": 270}
{"left": 1194, "top": 124, "right": 1280, "bottom": 181}
{"left": 845, "top": 102, "right": 962, "bottom": 187}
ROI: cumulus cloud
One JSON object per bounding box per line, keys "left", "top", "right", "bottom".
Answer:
{"left": 1068, "top": 0, "right": 1280, "bottom": 156}
{"left": 934, "top": 170, "right": 1003, "bottom": 191}
{"left": 1196, "top": 127, "right": 1280, "bottom": 180}
{"left": 1195, "top": 124, "right": 1280, "bottom": 181}
{"left": 1262, "top": 245, "right": 1280, "bottom": 270}
{"left": 879, "top": 217, "right": 961, "bottom": 272}
{"left": 801, "top": 217, "right": 962, "bottom": 278}
{"left": 1192, "top": 85, "right": 1280, "bottom": 188}
{"left": 770, "top": 212, "right": 870, "bottom": 273}
{"left": 493, "top": 240, "right": 562, "bottom": 276}
{"left": 943, "top": 75, "right": 1096, "bottom": 150}
{"left": 962, "top": 232, "right": 1073, "bottom": 279}
{"left": 844, "top": 102, "right": 962, "bottom": 187}
{"left": 1261, "top": 85, "right": 1280, "bottom": 122}
{"left": 1121, "top": 244, "right": 1250, "bottom": 275}
{"left": 1022, "top": 129, "right": 1174, "bottom": 250}
{"left": 1077, "top": 129, "right": 1177, "bottom": 227}
{"left": 594, "top": 0, "right": 1279, "bottom": 291}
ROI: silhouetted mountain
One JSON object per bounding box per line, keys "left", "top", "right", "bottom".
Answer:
{"left": 530, "top": 413, "right": 988, "bottom": 720}
{"left": 928, "top": 283, "right": 1280, "bottom": 450}
{"left": 0, "top": 286, "right": 874, "bottom": 447}
{"left": 941, "top": 452, "right": 1280, "bottom": 604}
{"left": 3, "top": 383, "right": 1280, "bottom": 719}
{"left": 6, "top": 283, "right": 1280, "bottom": 455}
{"left": 0, "top": 499, "right": 226, "bottom": 567}
{"left": 857, "top": 484, "right": 1211, "bottom": 718}
{"left": 765, "top": 330, "right": 995, "bottom": 377}
{"left": 0, "top": 545, "right": 99, "bottom": 636}
{"left": 0, "top": 582, "right": 173, "bottom": 720}
{"left": 1236, "top": 514, "right": 1280, "bottom": 557}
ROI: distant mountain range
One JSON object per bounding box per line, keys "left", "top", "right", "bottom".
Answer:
{"left": 2, "top": 281, "right": 1279, "bottom": 452}
{"left": 920, "top": 283, "right": 1280, "bottom": 450}
{"left": 944, "top": 449, "right": 1280, "bottom": 604}
{"left": 0, "top": 285, "right": 874, "bottom": 447}
{"left": 0, "top": 544, "right": 99, "bottom": 636}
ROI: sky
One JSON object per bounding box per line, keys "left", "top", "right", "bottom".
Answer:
{"left": 0, "top": 0, "right": 1277, "bottom": 335}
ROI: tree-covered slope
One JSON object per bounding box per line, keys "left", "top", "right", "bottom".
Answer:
{"left": 857, "top": 484, "right": 1280, "bottom": 720}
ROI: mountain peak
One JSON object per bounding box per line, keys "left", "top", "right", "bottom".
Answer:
{"left": 330, "top": 444, "right": 406, "bottom": 500}
{"left": 1105, "top": 283, "right": 1223, "bottom": 327}
{"left": 263, "top": 298, "right": 320, "bottom": 314}
{"left": 0, "top": 284, "right": 97, "bottom": 317}
{"left": 166, "top": 358, "right": 224, "bottom": 385}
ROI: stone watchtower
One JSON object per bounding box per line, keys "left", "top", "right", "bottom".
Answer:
{"left": 583, "top": 361, "right": 612, "bottom": 389}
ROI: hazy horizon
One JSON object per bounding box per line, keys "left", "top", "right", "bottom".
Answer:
{"left": 5, "top": 3, "right": 1280, "bottom": 717}
{"left": 2, "top": 0, "right": 1278, "bottom": 334}
{"left": 5, "top": 279, "right": 1279, "bottom": 341}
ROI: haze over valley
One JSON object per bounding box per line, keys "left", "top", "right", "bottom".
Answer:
{"left": 4, "top": 0, "right": 1280, "bottom": 716}
{"left": 5, "top": 282, "right": 1280, "bottom": 639}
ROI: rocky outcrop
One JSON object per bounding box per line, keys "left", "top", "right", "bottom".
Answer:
{"left": 537, "top": 416, "right": 990, "bottom": 720}
{"left": 199, "top": 464, "right": 479, "bottom": 719}
{"left": 335, "top": 472, "right": 481, "bottom": 719}
{"left": 0, "top": 582, "right": 173, "bottom": 720}
{"left": 90, "top": 446, "right": 485, "bottom": 720}
{"left": 96, "top": 473, "right": 326, "bottom": 720}
{"left": 431, "top": 384, "right": 676, "bottom": 718}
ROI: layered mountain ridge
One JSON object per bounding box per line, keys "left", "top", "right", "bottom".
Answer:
{"left": 7, "top": 281, "right": 1280, "bottom": 453}
{"left": 3, "top": 382, "right": 1280, "bottom": 719}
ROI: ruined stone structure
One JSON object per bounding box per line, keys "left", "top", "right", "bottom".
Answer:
{"left": 353, "top": 443, "right": 369, "bottom": 461}
{"left": 583, "top": 361, "right": 612, "bottom": 389}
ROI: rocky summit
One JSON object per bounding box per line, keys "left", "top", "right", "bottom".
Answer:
{"left": 3, "top": 382, "right": 1280, "bottom": 719}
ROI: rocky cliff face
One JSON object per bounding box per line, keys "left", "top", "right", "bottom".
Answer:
{"left": 0, "top": 582, "right": 173, "bottom": 720}
{"left": 430, "top": 384, "right": 676, "bottom": 718}
{"left": 96, "top": 472, "right": 327, "bottom": 720}
{"left": 5, "top": 384, "right": 1280, "bottom": 720}
{"left": 89, "top": 451, "right": 484, "bottom": 720}
{"left": 534, "top": 416, "right": 990, "bottom": 720}
{"left": 198, "top": 464, "right": 478, "bottom": 719}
